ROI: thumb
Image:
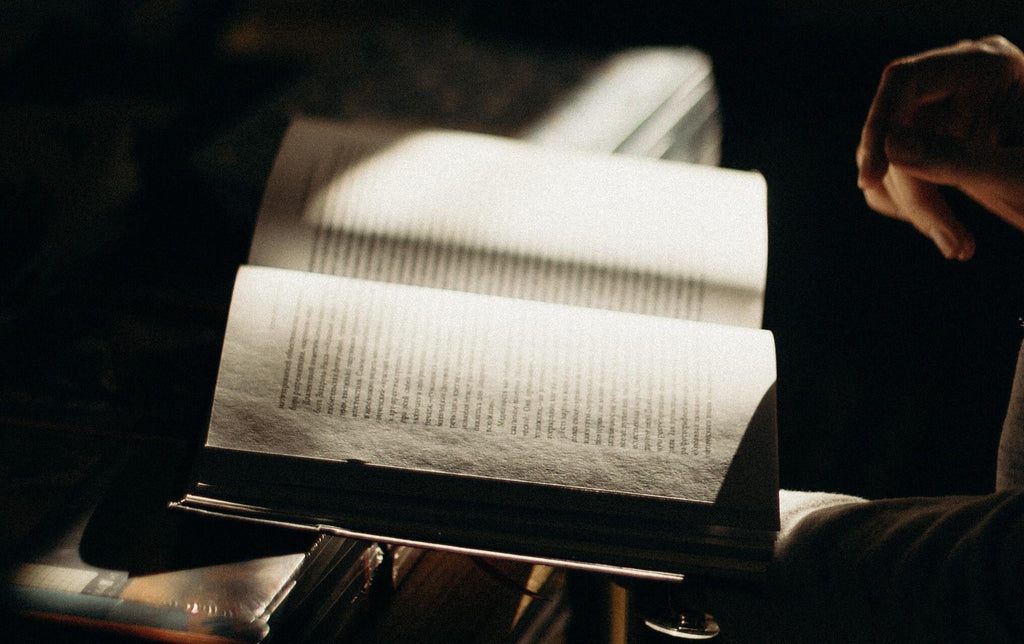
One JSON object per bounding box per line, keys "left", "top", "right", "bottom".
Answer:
{"left": 887, "top": 132, "right": 1024, "bottom": 230}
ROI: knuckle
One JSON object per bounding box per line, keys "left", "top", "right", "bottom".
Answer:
{"left": 978, "top": 35, "right": 1013, "bottom": 52}
{"left": 881, "top": 58, "right": 914, "bottom": 82}
{"left": 968, "top": 36, "right": 1023, "bottom": 73}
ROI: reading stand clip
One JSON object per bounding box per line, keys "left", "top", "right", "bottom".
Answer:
{"left": 643, "top": 612, "right": 720, "bottom": 640}
{"left": 632, "top": 576, "right": 720, "bottom": 640}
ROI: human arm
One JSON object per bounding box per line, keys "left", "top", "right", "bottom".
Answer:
{"left": 856, "top": 36, "right": 1024, "bottom": 260}
{"left": 703, "top": 490, "right": 1024, "bottom": 643}
{"left": 768, "top": 489, "right": 1024, "bottom": 643}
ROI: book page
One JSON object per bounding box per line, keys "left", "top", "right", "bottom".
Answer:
{"left": 248, "top": 119, "right": 767, "bottom": 328}
{"left": 207, "top": 266, "right": 776, "bottom": 505}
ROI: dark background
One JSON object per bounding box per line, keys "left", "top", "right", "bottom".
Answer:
{"left": 3, "top": 0, "right": 1024, "bottom": 516}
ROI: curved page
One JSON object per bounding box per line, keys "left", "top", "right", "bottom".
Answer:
{"left": 207, "top": 266, "right": 777, "bottom": 507}
{"left": 248, "top": 119, "right": 767, "bottom": 328}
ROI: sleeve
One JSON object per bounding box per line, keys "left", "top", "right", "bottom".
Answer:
{"left": 711, "top": 340, "right": 1024, "bottom": 642}
{"left": 998, "top": 339, "right": 1024, "bottom": 491}
{"left": 763, "top": 339, "right": 1024, "bottom": 642}
{"left": 768, "top": 489, "right": 1024, "bottom": 643}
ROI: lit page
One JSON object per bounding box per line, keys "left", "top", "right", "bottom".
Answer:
{"left": 247, "top": 119, "right": 767, "bottom": 327}
{"left": 208, "top": 266, "right": 777, "bottom": 503}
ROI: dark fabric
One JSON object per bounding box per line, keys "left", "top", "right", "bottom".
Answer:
{"left": 771, "top": 490, "right": 1024, "bottom": 643}
{"left": 765, "top": 340, "right": 1024, "bottom": 642}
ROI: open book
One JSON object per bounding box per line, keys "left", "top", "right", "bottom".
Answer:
{"left": 176, "top": 118, "right": 777, "bottom": 580}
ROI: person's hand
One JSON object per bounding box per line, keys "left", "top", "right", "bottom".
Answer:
{"left": 856, "top": 35, "right": 1024, "bottom": 260}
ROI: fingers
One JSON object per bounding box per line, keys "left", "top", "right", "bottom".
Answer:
{"left": 888, "top": 165, "right": 976, "bottom": 260}
{"left": 858, "top": 46, "right": 960, "bottom": 188}
{"left": 857, "top": 36, "right": 1024, "bottom": 259}
{"left": 857, "top": 47, "right": 943, "bottom": 188}
{"left": 864, "top": 164, "right": 976, "bottom": 260}
{"left": 857, "top": 62, "right": 907, "bottom": 189}
{"left": 855, "top": 37, "right": 1023, "bottom": 189}
{"left": 888, "top": 130, "right": 1024, "bottom": 233}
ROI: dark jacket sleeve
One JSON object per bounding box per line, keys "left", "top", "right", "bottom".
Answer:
{"left": 768, "top": 489, "right": 1024, "bottom": 643}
